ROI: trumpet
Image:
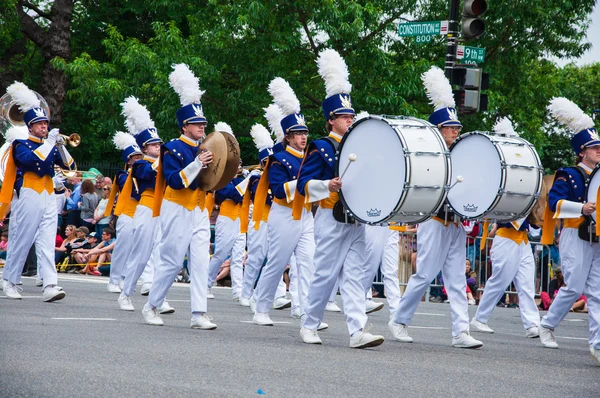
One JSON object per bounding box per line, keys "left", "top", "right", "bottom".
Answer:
{"left": 59, "top": 133, "right": 81, "bottom": 147}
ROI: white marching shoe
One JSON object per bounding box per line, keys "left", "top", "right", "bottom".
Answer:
{"left": 240, "top": 297, "right": 250, "bottom": 307}
{"left": 142, "top": 304, "right": 163, "bottom": 326}
{"left": 539, "top": 326, "right": 558, "bottom": 348}
{"left": 325, "top": 301, "right": 341, "bottom": 312}
{"left": 349, "top": 330, "right": 385, "bottom": 349}
{"left": 470, "top": 318, "right": 494, "bottom": 333}
{"left": 388, "top": 320, "right": 413, "bottom": 343}
{"left": 107, "top": 283, "right": 121, "bottom": 294}
{"left": 190, "top": 314, "right": 217, "bottom": 330}
{"left": 253, "top": 312, "right": 274, "bottom": 326}
{"left": 525, "top": 326, "right": 540, "bottom": 338}
{"left": 249, "top": 298, "right": 257, "bottom": 314}
{"left": 140, "top": 282, "right": 151, "bottom": 296}
{"left": 273, "top": 296, "right": 292, "bottom": 310}
{"left": 3, "top": 280, "right": 23, "bottom": 300}
{"left": 290, "top": 307, "right": 301, "bottom": 319}
{"left": 43, "top": 286, "right": 65, "bottom": 302}
{"left": 317, "top": 322, "right": 329, "bottom": 331}
{"left": 365, "top": 299, "right": 384, "bottom": 314}
{"left": 35, "top": 278, "right": 43, "bottom": 287}
{"left": 118, "top": 294, "right": 135, "bottom": 311}
{"left": 300, "top": 327, "right": 322, "bottom": 344}
{"left": 452, "top": 332, "right": 483, "bottom": 349}
{"left": 207, "top": 288, "right": 214, "bottom": 299}
{"left": 159, "top": 301, "right": 175, "bottom": 314}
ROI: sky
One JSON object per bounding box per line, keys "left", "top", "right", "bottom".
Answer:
{"left": 563, "top": 2, "right": 600, "bottom": 65}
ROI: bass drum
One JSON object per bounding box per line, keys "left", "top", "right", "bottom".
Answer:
{"left": 447, "top": 132, "right": 543, "bottom": 221}
{"left": 586, "top": 166, "right": 600, "bottom": 222}
{"left": 337, "top": 115, "right": 450, "bottom": 225}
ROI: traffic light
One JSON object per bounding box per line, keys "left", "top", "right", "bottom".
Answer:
{"left": 451, "top": 67, "right": 489, "bottom": 112}
{"left": 462, "top": 0, "right": 487, "bottom": 39}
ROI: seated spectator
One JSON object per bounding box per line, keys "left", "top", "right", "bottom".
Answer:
{"left": 55, "top": 227, "right": 64, "bottom": 249}
{"left": 55, "top": 224, "right": 77, "bottom": 265}
{"left": 0, "top": 231, "right": 8, "bottom": 264}
{"left": 81, "top": 227, "right": 115, "bottom": 276}
{"left": 71, "top": 232, "right": 99, "bottom": 266}
{"left": 93, "top": 182, "right": 112, "bottom": 235}
{"left": 540, "top": 266, "right": 564, "bottom": 310}
{"left": 466, "top": 259, "right": 478, "bottom": 305}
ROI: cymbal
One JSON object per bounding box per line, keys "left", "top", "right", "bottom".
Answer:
{"left": 196, "top": 132, "right": 227, "bottom": 191}
{"left": 213, "top": 132, "right": 241, "bottom": 191}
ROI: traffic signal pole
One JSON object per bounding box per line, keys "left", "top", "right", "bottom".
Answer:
{"left": 444, "top": 0, "right": 460, "bottom": 80}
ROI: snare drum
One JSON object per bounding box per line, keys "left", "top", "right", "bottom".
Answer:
{"left": 337, "top": 115, "right": 450, "bottom": 224}
{"left": 447, "top": 132, "right": 542, "bottom": 221}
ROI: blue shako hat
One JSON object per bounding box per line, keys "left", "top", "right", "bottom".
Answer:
{"left": 135, "top": 128, "right": 162, "bottom": 147}
{"left": 268, "top": 77, "right": 307, "bottom": 135}
{"left": 121, "top": 145, "right": 142, "bottom": 163}
{"left": 316, "top": 49, "right": 355, "bottom": 121}
{"left": 547, "top": 97, "right": 599, "bottom": 154}
{"left": 428, "top": 107, "right": 462, "bottom": 128}
{"left": 113, "top": 131, "right": 142, "bottom": 163}
{"left": 6, "top": 82, "right": 50, "bottom": 127}
{"left": 421, "top": 66, "right": 462, "bottom": 128}
{"left": 121, "top": 96, "right": 163, "bottom": 148}
{"left": 169, "top": 64, "right": 207, "bottom": 128}
{"left": 250, "top": 123, "right": 275, "bottom": 166}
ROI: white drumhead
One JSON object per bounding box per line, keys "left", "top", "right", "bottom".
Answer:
{"left": 448, "top": 134, "right": 502, "bottom": 218}
{"left": 587, "top": 167, "right": 600, "bottom": 221}
{"left": 338, "top": 117, "right": 406, "bottom": 223}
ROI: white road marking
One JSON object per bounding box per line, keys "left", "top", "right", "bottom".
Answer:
{"left": 415, "top": 312, "right": 446, "bottom": 317}
{"left": 1, "top": 296, "right": 41, "bottom": 299}
{"left": 240, "top": 321, "right": 291, "bottom": 324}
{"left": 557, "top": 336, "right": 588, "bottom": 341}
{"left": 408, "top": 326, "right": 448, "bottom": 330}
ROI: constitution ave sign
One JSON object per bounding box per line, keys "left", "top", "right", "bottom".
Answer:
{"left": 398, "top": 21, "right": 449, "bottom": 43}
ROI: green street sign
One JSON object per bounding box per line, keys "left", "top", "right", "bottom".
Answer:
{"left": 456, "top": 45, "right": 486, "bottom": 64}
{"left": 398, "top": 21, "right": 449, "bottom": 37}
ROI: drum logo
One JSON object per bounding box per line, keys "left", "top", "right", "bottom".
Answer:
{"left": 463, "top": 204, "right": 478, "bottom": 212}
{"left": 366, "top": 208, "right": 381, "bottom": 217}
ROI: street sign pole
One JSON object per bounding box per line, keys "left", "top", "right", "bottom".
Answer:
{"left": 445, "top": 0, "right": 460, "bottom": 79}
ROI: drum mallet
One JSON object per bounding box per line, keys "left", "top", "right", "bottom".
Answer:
{"left": 449, "top": 175, "right": 464, "bottom": 190}
{"left": 339, "top": 154, "right": 357, "bottom": 181}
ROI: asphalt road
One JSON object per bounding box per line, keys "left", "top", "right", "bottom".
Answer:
{"left": 1, "top": 272, "right": 598, "bottom": 398}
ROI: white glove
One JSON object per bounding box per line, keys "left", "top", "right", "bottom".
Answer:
{"left": 249, "top": 169, "right": 262, "bottom": 178}
{"left": 47, "top": 128, "right": 60, "bottom": 143}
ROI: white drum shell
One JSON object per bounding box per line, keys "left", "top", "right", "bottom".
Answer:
{"left": 448, "top": 132, "right": 542, "bottom": 221}
{"left": 337, "top": 116, "right": 450, "bottom": 224}
{"left": 586, "top": 167, "right": 600, "bottom": 222}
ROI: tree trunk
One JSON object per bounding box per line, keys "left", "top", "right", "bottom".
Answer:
{"left": 16, "top": 0, "right": 74, "bottom": 126}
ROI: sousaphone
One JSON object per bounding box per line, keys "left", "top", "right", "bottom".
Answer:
{"left": 196, "top": 131, "right": 241, "bottom": 191}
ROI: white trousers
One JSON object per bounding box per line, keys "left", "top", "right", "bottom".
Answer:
{"left": 242, "top": 220, "right": 287, "bottom": 301}
{"left": 4, "top": 188, "right": 57, "bottom": 288}
{"left": 255, "top": 203, "right": 314, "bottom": 314}
{"left": 393, "top": 219, "right": 469, "bottom": 337}
{"left": 541, "top": 228, "right": 600, "bottom": 350}
{"left": 363, "top": 225, "right": 401, "bottom": 314}
{"left": 475, "top": 236, "right": 540, "bottom": 330}
{"left": 207, "top": 216, "right": 245, "bottom": 298}
{"left": 148, "top": 201, "right": 210, "bottom": 313}
{"left": 109, "top": 214, "right": 134, "bottom": 285}
{"left": 303, "top": 208, "right": 367, "bottom": 336}
{"left": 140, "top": 228, "right": 162, "bottom": 286}
{"left": 122, "top": 206, "right": 159, "bottom": 297}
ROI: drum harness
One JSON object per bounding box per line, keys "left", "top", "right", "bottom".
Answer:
{"left": 572, "top": 166, "right": 600, "bottom": 244}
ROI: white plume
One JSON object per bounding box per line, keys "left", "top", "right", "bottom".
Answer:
{"left": 169, "top": 63, "right": 205, "bottom": 106}
{"left": 547, "top": 97, "right": 595, "bottom": 133}
{"left": 112, "top": 131, "right": 137, "bottom": 150}
{"left": 250, "top": 124, "right": 274, "bottom": 151}
{"left": 7, "top": 81, "right": 40, "bottom": 112}
{"left": 214, "top": 121, "right": 234, "bottom": 136}
{"left": 268, "top": 77, "right": 300, "bottom": 115}
{"left": 317, "top": 49, "right": 352, "bottom": 97}
{"left": 264, "top": 103, "right": 285, "bottom": 143}
{"left": 493, "top": 117, "right": 518, "bottom": 137}
{"left": 355, "top": 111, "right": 369, "bottom": 121}
{"left": 121, "top": 96, "right": 155, "bottom": 135}
{"left": 5, "top": 125, "right": 29, "bottom": 143}
{"left": 421, "top": 66, "right": 455, "bottom": 111}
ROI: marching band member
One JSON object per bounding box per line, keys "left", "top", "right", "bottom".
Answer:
{"left": 469, "top": 117, "right": 540, "bottom": 338}
{"left": 250, "top": 79, "right": 316, "bottom": 327}
{"left": 117, "top": 97, "right": 166, "bottom": 312}
{"left": 388, "top": 66, "right": 483, "bottom": 349}
{"left": 239, "top": 122, "right": 289, "bottom": 310}
{"left": 142, "top": 64, "right": 215, "bottom": 330}
{"left": 297, "top": 49, "right": 384, "bottom": 348}
{"left": 0, "top": 82, "right": 75, "bottom": 301}
{"left": 104, "top": 131, "right": 143, "bottom": 294}
{"left": 539, "top": 98, "right": 600, "bottom": 365}
{"left": 206, "top": 123, "right": 246, "bottom": 301}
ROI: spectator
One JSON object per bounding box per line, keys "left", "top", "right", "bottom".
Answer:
{"left": 82, "top": 227, "right": 116, "bottom": 276}
{"left": 65, "top": 176, "right": 83, "bottom": 227}
{"left": 93, "top": 182, "right": 112, "bottom": 235}
{"left": 80, "top": 179, "right": 99, "bottom": 231}
{"left": 94, "top": 174, "right": 106, "bottom": 199}
{"left": 538, "top": 266, "right": 585, "bottom": 312}
{"left": 466, "top": 259, "right": 478, "bottom": 305}
{"left": 55, "top": 224, "right": 77, "bottom": 265}
{"left": 71, "top": 231, "right": 99, "bottom": 266}
{"left": 55, "top": 228, "right": 64, "bottom": 248}
{"left": 0, "top": 231, "right": 8, "bottom": 264}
